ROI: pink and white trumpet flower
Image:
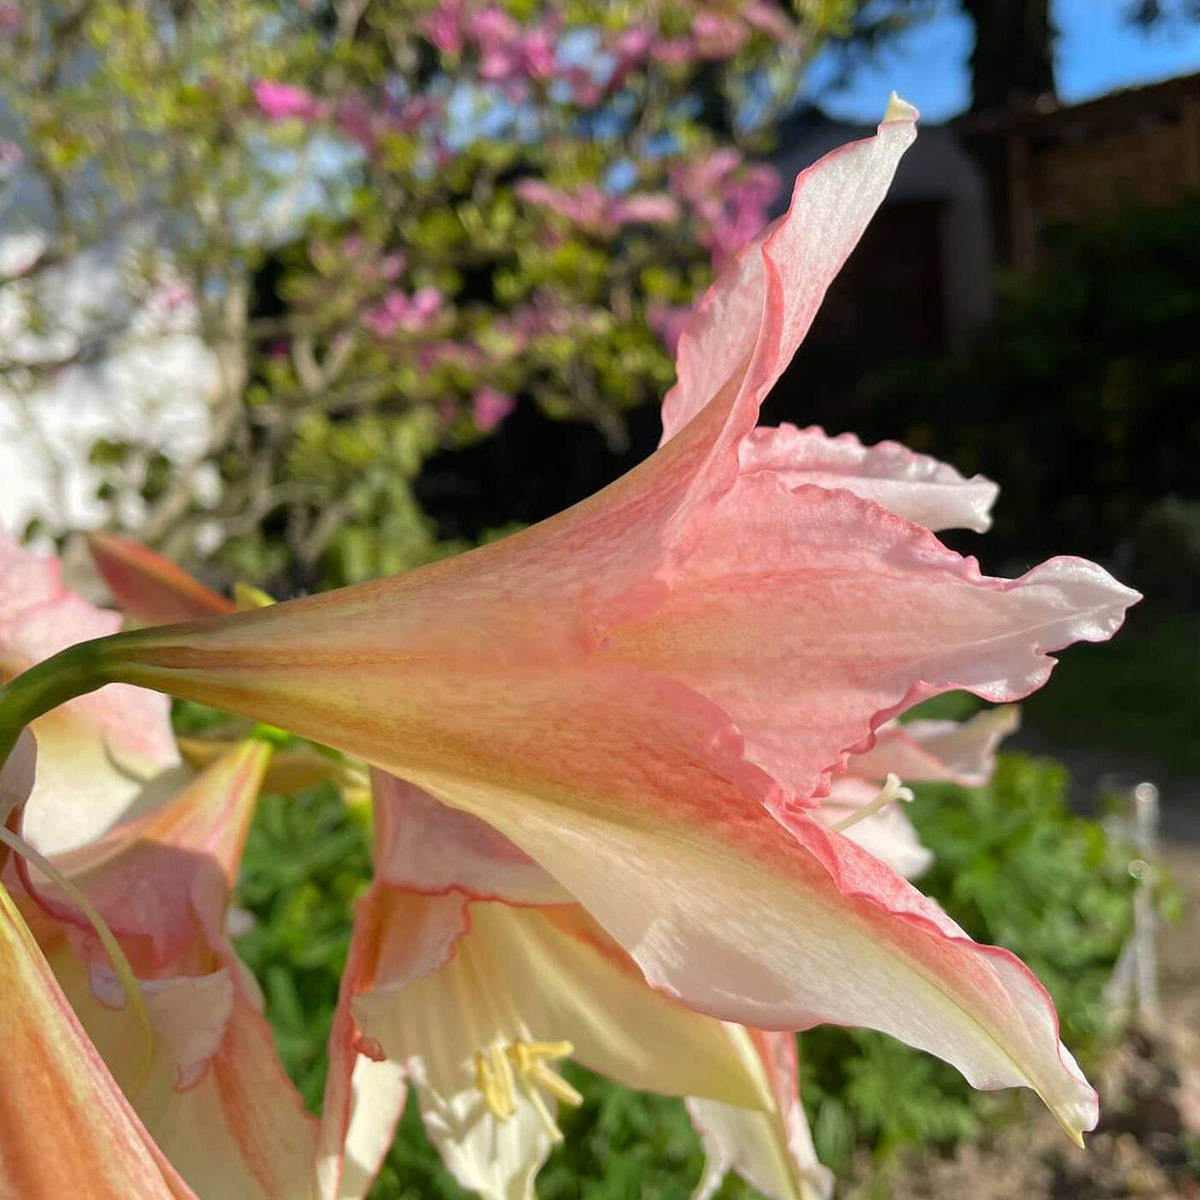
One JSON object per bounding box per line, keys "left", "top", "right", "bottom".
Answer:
{"left": 0, "top": 98, "right": 1139, "bottom": 1154}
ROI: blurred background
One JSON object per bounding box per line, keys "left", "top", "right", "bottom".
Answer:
{"left": 1, "top": 2, "right": 1198, "bottom": 1196}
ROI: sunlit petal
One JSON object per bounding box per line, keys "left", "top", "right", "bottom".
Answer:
{"left": 850, "top": 706, "right": 1020, "bottom": 787}
{"left": 740, "top": 424, "right": 998, "bottom": 532}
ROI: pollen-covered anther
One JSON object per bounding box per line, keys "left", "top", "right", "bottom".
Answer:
{"left": 474, "top": 1038, "right": 583, "bottom": 1140}
{"left": 832, "top": 771, "right": 914, "bottom": 833}
{"left": 473, "top": 1041, "right": 516, "bottom": 1120}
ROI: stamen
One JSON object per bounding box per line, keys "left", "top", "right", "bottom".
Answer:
{"left": 474, "top": 1046, "right": 515, "bottom": 1120}
{"left": 0, "top": 823, "right": 156, "bottom": 1090}
{"left": 832, "top": 772, "right": 914, "bottom": 833}
{"left": 472, "top": 1038, "right": 583, "bottom": 1137}
{"left": 522, "top": 1077, "right": 562, "bottom": 1142}
{"left": 488, "top": 1039, "right": 516, "bottom": 1117}
{"left": 528, "top": 1061, "right": 584, "bottom": 1108}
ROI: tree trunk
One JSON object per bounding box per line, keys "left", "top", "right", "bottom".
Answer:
{"left": 962, "top": 0, "right": 1057, "bottom": 114}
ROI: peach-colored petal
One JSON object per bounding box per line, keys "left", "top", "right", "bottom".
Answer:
{"left": 47, "top": 935, "right": 231, "bottom": 1089}
{"left": 848, "top": 706, "right": 1020, "bottom": 787}
{"left": 437, "top": 694, "right": 1098, "bottom": 1140}
{"left": 29, "top": 741, "right": 272, "bottom": 970}
{"left": 688, "top": 1027, "right": 832, "bottom": 1200}
{"left": 22, "top": 704, "right": 186, "bottom": 854}
{"left": 317, "top": 888, "right": 464, "bottom": 1200}
{"left": 134, "top": 653, "right": 1099, "bottom": 1138}
{"left": 373, "top": 770, "right": 568, "bottom": 905}
{"left": 319, "top": 1043, "right": 406, "bottom": 1200}
{"left": 88, "top": 531, "right": 236, "bottom": 625}
{"left": 740, "top": 424, "right": 999, "bottom": 533}
{"left": 659, "top": 98, "right": 920, "bottom": 514}
{"left": 0, "top": 882, "right": 196, "bottom": 1199}
{"left": 163, "top": 943, "right": 318, "bottom": 1200}
{"left": 613, "top": 477, "right": 1138, "bottom": 802}
{"left": 57, "top": 938, "right": 319, "bottom": 1199}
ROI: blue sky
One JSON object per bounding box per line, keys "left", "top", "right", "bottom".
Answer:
{"left": 806, "top": 0, "right": 1200, "bottom": 123}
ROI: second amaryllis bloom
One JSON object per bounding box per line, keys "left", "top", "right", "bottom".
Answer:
{"left": 322, "top": 705, "right": 1016, "bottom": 1200}
{"left": 30, "top": 98, "right": 1137, "bottom": 1143}
{"left": 323, "top": 770, "right": 835, "bottom": 1200}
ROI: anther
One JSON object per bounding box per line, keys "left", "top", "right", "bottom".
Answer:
{"left": 473, "top": 1038, "right": 582, "bottom": 1137}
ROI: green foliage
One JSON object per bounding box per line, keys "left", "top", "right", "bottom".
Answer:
{"left": 801, "top": 753, "right": 1135, "bottom": 1175}
{"left": 235, "top": 786, "right": 373, "bottom": 1109}
{"left": 3, "top": 0, "right": 854, "bottom": 593}
{"left": 232, "top": 751, "right": 1136, "bottom": 1196}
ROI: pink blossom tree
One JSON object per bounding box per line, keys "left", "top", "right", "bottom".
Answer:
{"left": 0, "top": 0, "right": 848, "bottom": 588}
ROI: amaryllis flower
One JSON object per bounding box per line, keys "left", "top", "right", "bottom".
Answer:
{"left": 0, "top": 530, "right": 179, "bottom": 853}
{"left": 320, "top": 771, "right": 832, "bottom": 1200}
{"left": 79, "top": 533, "right": 1006, "bottom": 1198}
{"left": 29, "top": 100, "right": 1139, "bottom": 1142}
{"left": 10, "top": 739, "right": 318, "bottom": 1200}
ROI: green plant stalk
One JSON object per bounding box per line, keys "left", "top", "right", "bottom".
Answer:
{"left": 0, "top": 627, "right": 299, "bottom": 779}
{"left": 0, "top": 637, "right": 121, "bottom": 768}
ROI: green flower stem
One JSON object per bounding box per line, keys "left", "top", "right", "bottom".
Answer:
{"left": 0, "top": 627, "right": 295, "bottom": 778}
{"left": 0, "top": 637, "right": 121, "bottom": 770}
